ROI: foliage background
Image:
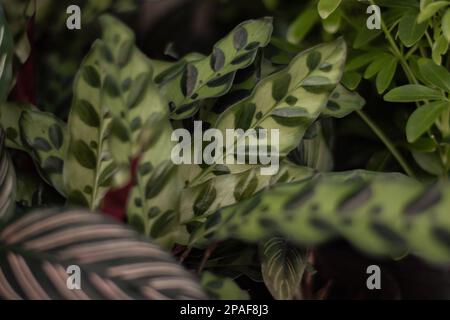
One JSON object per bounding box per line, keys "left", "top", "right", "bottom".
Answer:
{"left": 0, "top": 0, "right": 449, "bottom": 300}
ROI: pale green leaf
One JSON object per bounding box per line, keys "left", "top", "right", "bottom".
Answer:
{"left": 341, "top": 72, "right": 362, "bottom": 90}
{"left": 287, "top": 6, "right": 319, "bottom": 44}
{"left": 20, "top": 110, "right": 68, "bottom": 195}
{"left": 376, "top": 58, "right": 398, "bottom": 94}
{"left": 443, "top": 8, "right": 450, "bottom": 42}
{"left": 345, "top": 52, "right": 379, "bottom": 72}
{"left": 418, "top": 58, "right": 450, "bottom": 91}
{"left": 406, "top": 101, "right": 448, "bottom": 142}
{"left": 412, "top": 151, "right": 444, "bottom": 175}
{"left": 318, "top": 0, "right": 342, "bottom": 19}
{"left": 384, "top": 85, "right": 443, "bottom": 102}
{"left": 417, "top": 1, "right": 450, "bottom": 23}
{"left": 432, "top": 34, "right": 449, "bottom": 65}
{"left": 399, "top": 11, "right": 428, "bottom": 47}
{"left": 363, "top": 53, "right": 392, "bottom": 79}
{"left": 322, "top": 8, "right": 341, "bottom": 34}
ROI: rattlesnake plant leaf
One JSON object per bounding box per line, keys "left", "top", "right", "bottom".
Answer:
{"left": 200, "top": 52, "right": 263, "bottom": 126}
{"left": 193, "top": 170, "right": 450, "bottom": 264}
{"left": 161, "top": 17, "right": 273, "bottom": 120}
{"left": 260, "top": 237, "right": 306, "bottom": 300}
{"left": 19, "top": 109, "right": 68, "bottom": 195}
{"left": 323, "top": 84, "right": 365, "bottom": 118}
{"left": 153, "top": 52, "right": 205, "bottom": 86}
{"left": 125, "top": 84, "right": 184, "bottom": 247}
{"left": 0, "top": 4, "right": 13, "bottom": 105}
{"left": 289, "top": 122, "right": 333, "bottom": 172}
{"left": 98, "top": 15, "right": 160, "bottom": 167}
{"left": 201, "top": 272, "right": 249, "bottom": 300}
{"left": 185, "top": 38, "right": 346, "bottom": 186}
{"left": 0, "top": 102, "right": 31, "bottom": 151}
{"left": 0, "top": 208, "right": 206, "bottom": 300}
{"left": 179, "top": 162, "right": 314, "bottom": 226}
{"left": 64, "top": 41, "right": 120, "bottom": 210}
{"left": 0, "top": 129, "right": 15, "bottom": 223}
{"left": 0, "top": 104, "right": 70, "bottom": 196}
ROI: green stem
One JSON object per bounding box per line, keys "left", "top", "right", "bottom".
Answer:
{"left": 357, "top": 110, "right": 416, "bottom": 178}
{"left": 405, "top": 44, "right": 419, "bottom": 60}
{"left": 369, "top": 0, "right": 418, "bottom": 85}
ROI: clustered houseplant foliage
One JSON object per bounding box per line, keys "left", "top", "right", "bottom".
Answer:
{"left": 0, "top": 0, "right": 449, "bottom": 300}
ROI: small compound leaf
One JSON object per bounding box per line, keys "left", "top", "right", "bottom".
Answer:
{"left": 406, "top": 101, "right": 448, "bottom": 143}
{"left": 384, "top": 85, "right": 443, "bottom": 102}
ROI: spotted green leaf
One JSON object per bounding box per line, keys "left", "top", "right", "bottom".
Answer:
{"left": 98, "top": 15, "right": 158, "bottom": 167}
{"left": 20, "top": 109, "right": 68, "bottom": 195}
{"left": 161, "top": 18, "right": 273, "bottom": 120}
{"left": 197, "top": 170, "right": 450, "bottom": 264}
{"left": 260, "top": 237, "right": 306, "bottom": 300}
{"left": 126, "top": 84, "right": 184, "bottom": 247}
{"left": 323, "top": 84, "right": 365, "bottom": 118}
{"left": 153, "top": 52, "right": 205, "bottom": 86}
{"left": 0, "top": 102, "right": 31, "bottom": 151}
{"left": 64, "top": 41, "right": 120, "bottom": 210}
{"left": 287, "top": 6, "right": 320, "bottom": 44}
{"left": 179, "top": 162, "right": 315, "bottom": 226}
{"left": 201, "top": 272, "right": 249, "bottom": 300}
{"left": 184, "top": 39, "right": 346, "bottom": 186}
{"left": 200, "top": 53, "right": 263, "bottom": 127}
